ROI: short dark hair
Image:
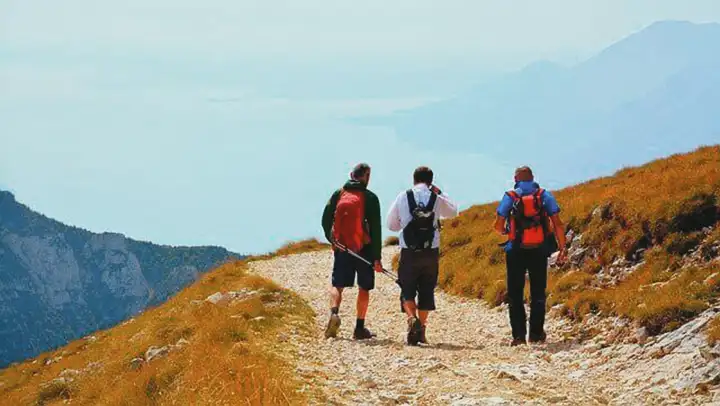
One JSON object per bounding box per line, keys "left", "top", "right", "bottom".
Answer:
{"left": 413, "top": 166, "right": 434, "bottom": 185}
{"left": 515, "top": 166, "right": 534, "bottom": 182}
{"left": 351, "top": 163, "right": 371, "bottom": 180}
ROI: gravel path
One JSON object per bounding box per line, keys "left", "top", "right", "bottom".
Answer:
{"left": 250, "top": 248, "right": 715, "bottom": 406}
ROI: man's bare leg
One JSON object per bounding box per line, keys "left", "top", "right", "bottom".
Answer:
{"left": 418, "top": 309, "right": 429, "bottom": 343}
{"left": 418, "top": 310, "right": 429, "bottom": 325}
{"left": 325, "top": 287, "right": 343, "bottom": 338}
{"left": 330, "top": 286, "right": 343, "bottom": 309}
{"left": 403, "top": 300, "right": 418, "bottom": 319}
{"left": 353, "top": 288, "right": 376, "bottom": 339}
{"left": 357, "top": 288, "right": 369, "bottom": 319}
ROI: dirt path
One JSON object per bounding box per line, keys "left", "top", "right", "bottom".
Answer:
{"left": 250, "top": 248, "right": 714, "bottom": 406}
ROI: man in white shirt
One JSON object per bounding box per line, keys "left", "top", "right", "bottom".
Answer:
{"left": 386, "top": 166, "right": 459, "bottom": 345}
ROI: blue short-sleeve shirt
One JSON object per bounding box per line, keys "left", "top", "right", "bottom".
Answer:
{"left": 497, "top": 181, "right": 560, "bottom": 218}
{"left": 497, "top": 181, "right": 561, "bottom": 251}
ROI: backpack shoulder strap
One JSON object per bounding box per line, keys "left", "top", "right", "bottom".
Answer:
{"left": 406, "top": 189, "right": 418, "bottom": 212}
{"left": 535, "top": 188, "right": 545, "bottom": 210}
{"left": 427, "top": 191, "right": 438, "bottom": 211}
{"left": 331, "top": 188, "right": 344, "bottom": 207}
{"left": 506, "top": 190, "right": 520, "bottom": 201}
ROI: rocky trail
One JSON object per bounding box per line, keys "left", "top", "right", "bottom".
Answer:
{"left": 250, "top": 247, "right": 720, "bottom": 406}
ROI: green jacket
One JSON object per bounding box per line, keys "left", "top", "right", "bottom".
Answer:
{"left": 321, "top": 180, "right": 382, "bottom": 261}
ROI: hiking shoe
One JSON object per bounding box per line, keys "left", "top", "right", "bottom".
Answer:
{"left": 324, "top": 314, "right": 341, "bottom": 338}
{"left": 529, "top": 332, "right": 547, "bottom": 344}
{"left": 407, "top": 318, "right": 422, "bottom": 346}
{"left": 353, "top": 327, "right": 376, "bottom": 340}
{"left": 510, "top": 338, "right": 527, "bottom": 347}
{"left": 419, "top": 325, "right": 428, "bottom": 344}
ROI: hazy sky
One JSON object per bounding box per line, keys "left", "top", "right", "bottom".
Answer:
{"left": 2, "top": 1, "right": 720, "bottom": 253}
{"left": 4, "top": 1, "right": 720, "bottom": 65}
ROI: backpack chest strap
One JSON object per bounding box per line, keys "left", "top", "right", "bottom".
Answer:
{"left": 406, "top": 189, "right": 437, "bottom": 213}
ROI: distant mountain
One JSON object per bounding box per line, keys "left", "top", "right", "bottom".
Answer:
{"left": 389, "top": 21, "right": 720, "bottom": 184}
{"left": 0, "top": 190, "right": 241, "bottom": 367}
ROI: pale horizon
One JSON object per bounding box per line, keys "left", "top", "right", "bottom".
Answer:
{"left": 2, "top": 0, "right": 720, "bottom": 253}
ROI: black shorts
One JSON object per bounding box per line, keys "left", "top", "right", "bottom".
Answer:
{"left": 332, "top": 246, "right": 375, "bottom": 291}
{"left": 398, "top": 248, "right": 439, "bottom": 311}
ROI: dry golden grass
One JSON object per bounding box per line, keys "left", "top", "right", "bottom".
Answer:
{"left": 439, "top": 145, "right": 720, "bottom": 334}
{"left": 708, "top": 315, "right": 720, "bottom": 345}
{"left": 384, "top": 236, "right": 400, "bottom": 247}
{"left": 261, "top": 238, "right": 330, "bottom": 259}
{"left": 391, "top": 253, "right": 400, "bottom": 272}
{"left": 0, "top": 259, "right": 314, "bottom": 406}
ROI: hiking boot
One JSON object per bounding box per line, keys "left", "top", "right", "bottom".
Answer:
{"left": 510, "top": 338, "right": 527, "bottom": 347}
{"left": 324, "top": 314, "right": 341, "bottom": 338}
{"left": 529, "top": 332, "right": 547, "bottom": 344}
{"left": 407, "top": 318, "right": 422, "bottom": 346}
{"left": 353, "top": 327, "right": 376, "bottom": 340}
{"left": 419, "top": 325, "right": 428, "bottom": 344}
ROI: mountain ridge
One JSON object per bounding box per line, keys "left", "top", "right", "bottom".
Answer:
{"left": 0, "top": 189, "right": 241, "bottom": 368}
{"left": 383, "top": 20, "right": 720, "bottom": 185}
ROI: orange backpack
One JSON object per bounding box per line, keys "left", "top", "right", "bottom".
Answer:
{"left": 507, "top": 188, "right": 551, "bottom": 248}
{"left": 332, "top": 189, "right": 370, "bottom": 252}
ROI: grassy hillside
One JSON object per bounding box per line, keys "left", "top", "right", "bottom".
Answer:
{"left": 438, "top": 145, "right": 720, "bottom": 336}
{"left": 709, "top": 315, "right": 720, "bottom": 345}
{"left": 0, "top": 255, "right": 315, "bottom": 405}
{"left": 263, "top": 239, "right": 330, "bottom": 258}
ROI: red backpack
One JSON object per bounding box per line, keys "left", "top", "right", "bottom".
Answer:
{"left": 332, "top": 189, "right": 370, "bottom": 252}
{"left": 507, "top": 188, "right": 551, "bottom": 248}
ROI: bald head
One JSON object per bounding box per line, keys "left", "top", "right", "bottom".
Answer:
{"left": 514, "top": 166, "right": 534, "bottom": 182}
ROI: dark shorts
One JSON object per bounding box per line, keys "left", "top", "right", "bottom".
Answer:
{"left": 332, "top": 246, "right": 375, "bottom": 291}
{"left": 398, "top": 248, "right": 439, "bottom": 311}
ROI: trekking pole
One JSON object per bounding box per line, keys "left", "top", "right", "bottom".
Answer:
{"left": 333, "top": 242, "right": 401, "bottom": 287}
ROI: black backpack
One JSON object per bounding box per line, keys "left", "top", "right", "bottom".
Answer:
{"left": 403, "top": 190, "right": 437, "bottom": 251}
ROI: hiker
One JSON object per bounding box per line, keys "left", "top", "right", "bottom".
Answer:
{"left": 321, "top": 163, "right": 383, "bottom": 340}
{"left": 494, "top": 166, "right": 567, "bottom": 346}
{"left": 387, "top": 166, "right": 458, "bottom": 345}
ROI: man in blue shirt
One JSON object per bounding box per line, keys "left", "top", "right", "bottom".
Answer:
{"left": 494, "top": 166, "right": 567, "bottom": 346}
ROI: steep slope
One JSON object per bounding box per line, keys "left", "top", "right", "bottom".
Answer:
{"left": 0, "top": 256, "right": 314, "bottom": 405}
{"left": 0, "top": 191, "right": 240, "bottom": 368}
{"left": 390, "top": 20, "right": 720, "bottom": 184}
{"left": 438, "top": 146, "right": 720, "bottom": 338}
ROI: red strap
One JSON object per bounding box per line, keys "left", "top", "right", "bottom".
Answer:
{"left": 535, "top": 188, "right": 545, "bottom": 210}
{"left": 506, "top": 191, "right": 520, "bottom": 201}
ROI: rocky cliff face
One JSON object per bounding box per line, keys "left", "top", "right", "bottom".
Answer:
{"left": 0, "top": 191, "right": 240, "bottom": 367}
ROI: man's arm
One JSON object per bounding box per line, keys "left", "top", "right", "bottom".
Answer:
{"left": 321, "top": 190, "right": 341, "bottom": 242}
{"left": 366, "top": 191, "right": 383, "bottom": 262}
{"left": 386, "top": 194, "right": 402, "bottom": 232}
{"left": 542, "top": 190, "right": 567, "bottom": 260}
{"left": 434, "top": 191, "right": 459, "bottom": 219}
{"left": 493, "top": 194, "right": 513, "bottom": 235}
{"left": 550, "top": 213, "right": 567, "bottom": 252}
{"left": 494, "top": 216, "right": 507, "bottom": 236}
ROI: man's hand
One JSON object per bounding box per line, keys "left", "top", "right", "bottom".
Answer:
{"left": 373, "top": 260, "right": 384, "bottom": 273}
{"left": 494, "top": 215, "right": 508, "bottom": 236}
{"left": 556, "top": 248, "right": 568, "bottom": 265}
{"left": 330, "top": 239, "right": 345, "bottom": 252}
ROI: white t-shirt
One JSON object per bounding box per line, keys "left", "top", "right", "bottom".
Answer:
{"left": 386, "top": 184, "right": 459, "bottom": 249}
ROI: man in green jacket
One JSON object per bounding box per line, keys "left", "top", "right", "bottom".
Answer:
{"left": 321, "top": 163, "right": 383, "bottom": 340}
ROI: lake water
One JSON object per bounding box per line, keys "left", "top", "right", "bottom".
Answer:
{"left": 1, "top": 92, "right": 514, "bottom": 254}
